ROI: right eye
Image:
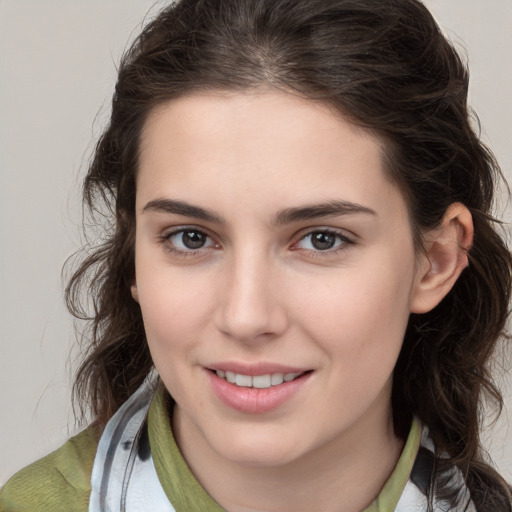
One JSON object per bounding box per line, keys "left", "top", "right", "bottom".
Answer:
{"left": 163, "top": 228, "right": 217, "bottom": 253}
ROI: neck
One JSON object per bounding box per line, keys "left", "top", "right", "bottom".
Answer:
{"left": 173, "top": 395, "right": 404, "bottom": 512}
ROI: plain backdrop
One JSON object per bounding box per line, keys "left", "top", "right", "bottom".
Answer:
{"left": 1, "top": 0, "right": 511, "bottom": 486}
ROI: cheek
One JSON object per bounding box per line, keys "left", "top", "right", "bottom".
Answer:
{"left": 134, "top": 259, "right": 217, "bottom": 365}
{"left": 291, "top": 255, "right": 415, "bottom": 371}
{"left": 136, "top": 280, "right": 209, "bottom": 404}
{"left": 138, "top": 287, "right": 209, "bottom": 348}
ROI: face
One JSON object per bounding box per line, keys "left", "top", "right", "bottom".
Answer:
{"left": 133, "top": 91, "right": 427, "bottom": 468}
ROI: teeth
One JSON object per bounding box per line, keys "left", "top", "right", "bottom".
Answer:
{"left": 215, "top": 370, "right": 303, "bottom": 388}
{"left": 253, "top": 374, "right": 271, "bottom": 389}
{"left": 235, "top": 374, "right": 252, "bottom": 387}
{"left": 271, "top": 373, "right": 284, "bottom": 385}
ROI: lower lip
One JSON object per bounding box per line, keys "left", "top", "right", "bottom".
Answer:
{"left": 207, "top": 370, "right": 311, "bottom": 414}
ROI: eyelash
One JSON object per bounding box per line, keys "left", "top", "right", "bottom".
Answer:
{"left": 291, "top": 229, "right": 355, "bottom": 257}
{"left": 159, "top": 228, "right": 219, "bottom": 258}
{"left": 159, "top": 227, "right": 355, "bottom": 258}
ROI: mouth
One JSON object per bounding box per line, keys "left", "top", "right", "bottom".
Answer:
{"left": 212, "top": 369, "right": 306, "bottom": 389}
{"left": 205, "top": 362, "right": 313, "bottom": 413}
{"left": 207, "top": 367, "right": 312, "bottom": 413}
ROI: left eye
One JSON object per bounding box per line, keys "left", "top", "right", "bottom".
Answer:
{"left": 166, "top": 229, "right": 216, "bottom": 250}
{"left": 296, "top": 230, "right": 350, "bottom": 251}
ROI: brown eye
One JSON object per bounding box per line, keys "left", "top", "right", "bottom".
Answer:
{"left": 181, "top": 230, "right": 207, "bottom": 249}
{"left": 295, "top": 230, "right": 354, "bottom": 252}
{"left": 166, "top": 229, "right": 215, "bottom": 251}
{"left": 311, "top": 232, "right": 337, "bottom": 250}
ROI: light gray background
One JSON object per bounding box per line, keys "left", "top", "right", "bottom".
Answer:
{"left": 1, "top": 0, "right": 511, "bottom": 486}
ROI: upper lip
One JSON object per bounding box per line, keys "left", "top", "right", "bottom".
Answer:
{"left": 206, "top": 361, "right": 311, "bottom": 376}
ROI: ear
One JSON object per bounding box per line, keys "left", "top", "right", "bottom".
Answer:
{"left": 131, "top": 279, "right": 139, "bottom": 303}
{"left": 411, "top": 203, "right": 473, "bottom": 314}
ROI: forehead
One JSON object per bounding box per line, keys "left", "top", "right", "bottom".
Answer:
{"left": 137, "top": 91, "right": 405, "bottom": 221}
{"left": 140, "top": 90, "right": 382, "bottom": 163}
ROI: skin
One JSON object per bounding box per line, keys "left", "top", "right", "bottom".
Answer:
{"left": 132, "top": 91, "right": 472, "bottom": 512}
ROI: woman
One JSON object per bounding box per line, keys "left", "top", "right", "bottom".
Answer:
{"left": 1, "top": 0, "right": 511, "bottom": 510}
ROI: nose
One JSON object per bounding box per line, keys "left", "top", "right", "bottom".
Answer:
{"left": 215, "top": 250, "right": 288, "bottom": 342}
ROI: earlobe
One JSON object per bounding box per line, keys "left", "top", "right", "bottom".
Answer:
{"left": 411, "top": 203, "right": 473, "bottom": 314}
{"left": 131, "top": 281, "right": 139, "bottom": 303}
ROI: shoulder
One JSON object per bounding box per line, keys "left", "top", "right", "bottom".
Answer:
{"left": 0, "top": 426, "right": 99, "bottom": 512}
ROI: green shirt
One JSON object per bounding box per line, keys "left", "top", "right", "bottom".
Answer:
{"left": 1, "top": 387, "right": 421, "bottom": 511}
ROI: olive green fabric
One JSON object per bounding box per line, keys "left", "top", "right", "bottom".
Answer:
{"left": 148, "top": 386, "right": 225, "bottom": 511}
{"left": 363, "top": 418, "right": 421, "bottom": 512}
{"left": 0, "top": 426, "right": 98, "bottom": 512}
{"left": 0, "top": 387, "right": 421, "bottom": 511}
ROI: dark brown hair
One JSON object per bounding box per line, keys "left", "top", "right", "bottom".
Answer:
{"left": 67, "top": 0, "right": 512, "bottom": 509}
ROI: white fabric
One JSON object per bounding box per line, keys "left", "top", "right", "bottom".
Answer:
{"left": 395, "top": 479, "right": 476, "bottom": 512}
{"left": 88, "top": 376, "right": 174, "bottom": 512}
{"left": 398, "top": 428, "right": 476, "bottom": 512}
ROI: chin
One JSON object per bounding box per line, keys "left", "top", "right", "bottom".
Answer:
{"left": 212, "top": 431, "right": 305, "bottom": 468}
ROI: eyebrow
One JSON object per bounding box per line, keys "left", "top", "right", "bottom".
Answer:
{"left": 273, "top": 200, "right": 376, "bottom": 225}
{"left": 142, "top": 199, "right": 225, "bottom": 224}
{"left": 142, "top": 198, "right": 376, "bottom": 225}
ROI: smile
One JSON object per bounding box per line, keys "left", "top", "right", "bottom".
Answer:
{"left": 214, "top": 370, "right": 303, "bottom": 388}
{"left": 208, "top": 367, "right": 312, "bottom": 413}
